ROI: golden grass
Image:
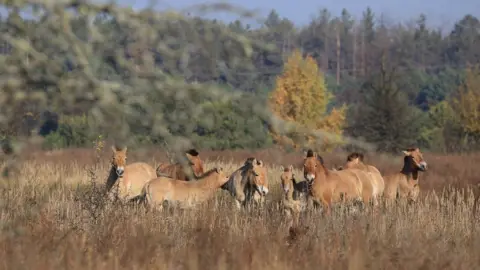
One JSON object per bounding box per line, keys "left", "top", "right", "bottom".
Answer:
{"left": 0, "top": 147, "right": 479, "bottom": 269}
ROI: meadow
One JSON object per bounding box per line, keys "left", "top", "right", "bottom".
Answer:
{"left": 0, "top": 146, "right": 479, "bottom": 270}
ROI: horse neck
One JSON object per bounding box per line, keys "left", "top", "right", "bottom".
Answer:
{"left": 195, "top": 172, "right": 223, "bottom": 189}
{"left": 193, "top": 162, "right": 204, "bottom": 176}
{"left": 314, "top": 161, "right": 329, "bottom": 182}
{"left": 105, "top": 165, "right": 119, "bottom": 192}
{"left": 400, "top": 170, "right": 419, "bottom": 181}
{"left": 284, "top": 180, "right": 294, "bottom": 200}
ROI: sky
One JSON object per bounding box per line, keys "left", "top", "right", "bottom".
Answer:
{"left": 1, "top": 0, "right": 478, "bottom": 31}
{"left": 110, "top": 0, "right": 480, "bottom": 30}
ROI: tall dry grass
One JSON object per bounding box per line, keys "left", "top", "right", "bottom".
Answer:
{"left": 0, "top": 147, "right": 479, "bottom": 269}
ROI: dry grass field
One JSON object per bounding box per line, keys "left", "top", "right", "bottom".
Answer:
{"left": 1, "top": 146, "right": 480, "bottom": 269}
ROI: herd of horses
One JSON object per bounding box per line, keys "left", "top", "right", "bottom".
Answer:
{"left": 104, "top": 145, "right": 429, "bottom": 219}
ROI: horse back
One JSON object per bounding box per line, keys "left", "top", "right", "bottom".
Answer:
{"left": 331, "top": 170, "right": 363, "bottom": 201}
{"left": 125, "top": 162, "right": 156, "bottom": 181}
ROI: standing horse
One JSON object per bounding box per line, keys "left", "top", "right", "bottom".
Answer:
{"left": 384, "top": 148, "right": 428, "bottom": 205}
{"left": 221, "top": 157, "right": 269, "bottom": 209}
{"left": 280, "top": 165, "right": 310, "bottom": 220}
{"left": 105, "top": 146, "right": 157, "bottom": 202}
{"left": 156, "top": 149, "right": 205, "bottom": 181}
{"left": 336, "top": 152, "right": 385, "bottom": 208}
{"left": 141, "top": 167, "right": 229, "bottom": 210}
{"left": 303, "top": 149, "right": 367, "bottom": 215}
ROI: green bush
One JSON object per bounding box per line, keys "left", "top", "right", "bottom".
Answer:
{"left": 42, "top": 114, "right": 96, "bottom": 150}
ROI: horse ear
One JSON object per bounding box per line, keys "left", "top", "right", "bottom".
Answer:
{"left": 280, "top": 165, "right": 285, "bottom": 172}
{"left": 216, "top": 167, "right": 223, "bottom": 173}
{"left": 257, "top": 160, "right": 263, "bottom": 166}
{"left": 111, "top": 145, "right": 117, "bottom": 153}
{"left": 402, "top": 150, "right": 411, "bottom": 156}
{"left": 288, "top": 165, "right": 294, "bottom": 171}
{"left": 122, "top": 146, "right": 127, "bottom": 153}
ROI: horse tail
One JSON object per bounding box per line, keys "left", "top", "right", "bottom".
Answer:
{"left": 141, "top": 181, "right": 152, "bottom": 208}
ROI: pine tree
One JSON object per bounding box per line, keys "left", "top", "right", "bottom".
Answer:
{"left": 347, "top": 61, "right": 422, "bottom": 152}
{"left": 268, "top": 49, "right": 346, "bottom": 151}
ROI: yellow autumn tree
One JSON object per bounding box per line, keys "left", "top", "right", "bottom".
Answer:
{"left": 450, "top": 65, "right": 480, "bottom": 135}
{"left": 268, "top": 49, "right": 346, "bottom": 151}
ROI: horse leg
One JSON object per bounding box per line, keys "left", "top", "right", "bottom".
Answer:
{"left": 235, "top": 199, "right": 243, "bottom": 210}
{"left": 321, "top": 192, "right": 332, "bottom": 216}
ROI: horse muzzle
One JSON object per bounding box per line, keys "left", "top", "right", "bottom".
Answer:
{"left": 305, "top": 173, "right": 315, "bottom": 182}
{"left": 258, "top": 185, "right": 269, "bottom": 196}
{"left": 116, "top": 167, "right": 125, "bottom": 176}
{"left": 418, "top": 161, "right": 427, "bottom": 171}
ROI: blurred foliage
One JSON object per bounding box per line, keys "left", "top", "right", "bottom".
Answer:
{"left": 0, "top": 1, "right": 480, "bottom": 163}
{"left": 451, "top": 65, "right": 480, "bottom": 134}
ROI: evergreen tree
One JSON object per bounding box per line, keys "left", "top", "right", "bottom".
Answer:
{"left": 347, "top": 60, "right": 422, "bottom": 152}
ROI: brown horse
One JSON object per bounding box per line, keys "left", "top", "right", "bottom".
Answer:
{"left": 303, "top": 149, "right": 367, "bottom": 215}
{"left": 280, "top": 165, "right": 310, "bottom": 219}
{"left": 384, "top": 148, "right": 428, "bottom": 204}
{"left": 337, "top": 152, "right": 385, "bottom": 207}
{"left": 141, "top": 167, "right": 228, "bottom": 210}
{"left": 156, "top": 149, "right": 204, "bottom": 181}
{"left": 105, "top": 146, "right": 157, "bottom": 202}
{"left": 221, "top": 157, "right": 269, "bottom": 209}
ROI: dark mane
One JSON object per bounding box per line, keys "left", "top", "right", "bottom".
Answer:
{"left": 113, "top": 144, "right": 125, "bottom": 151}
{"left": 186, "top": 149, "right": 199, "bottom": 156}
{"left": 244, "top": 157, "right": 256, "bottom": 166}
{"left": 401, "top": 155, "right": 419, "bottom": 180}
{"left": 405, "top": 147, "right": 417, "bottom": 152}
{"left": 305, "top": 149, "right": 324, "bottom": 165}
{"left": 316, "top": 155, "right": 324, "bottom": 165}
{"left": 197, "top": 167, "right": 220, "bottom": 179}
{"left": 347, "top": 152, "right": 364, "bottom": 162}
{"left": 283, "top": 167, "right": 291, "bottom": 172}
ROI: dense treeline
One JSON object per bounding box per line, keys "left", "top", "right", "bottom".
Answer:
{"left": 1, "top": 4, "right": 480, "bottom": 153}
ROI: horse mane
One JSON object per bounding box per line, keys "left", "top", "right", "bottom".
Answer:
{"left": 347, "top": 152, "right": 364, "bottom": 162}
{"left": 113, "top": 144, "right": 125, "bottom": 151}
{"left": 283, "top": 167, "right": 291, "bottom": 172}
{"left": 401, "top": 155, "right": 419, "bottom": 179}
{"left": 196, "top": 167, "right": 220, "bottom": 179}
{"left": 157, "top": 172, "right": 176, "bottom": 179}
{"left": 244, "top": 157, "right": 256, "bottom": 166}
{"left": 186, "top": 149, "right": 199, "bottom": 157}
{"left": 316, "top": 155, "right": 324, "bottom": 165}
{"left": 305, "top": 149, "right": 324, "bottom": 165}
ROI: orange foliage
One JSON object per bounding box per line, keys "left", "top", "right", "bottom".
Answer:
{"left": 268, "top": 49, "right": 346, "bottom": 151}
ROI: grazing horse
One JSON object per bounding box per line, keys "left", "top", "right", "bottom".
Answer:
{"left": 221, "top": 157, "right": 269, "bottom": 209}
{"left": 384, "top": 148, "right": 428, "bottom": 204}
{"left": 280, "top": 165, "right": 310, "bottom": 219}
{"left": 156, "top": 149, "right": 205, "bottom": 181}
{"left": 141, "top": 167, "right": 229, "bottom": 210}
{"left": 337, "top": 152, "right": 385, "bottom": 208}
{"left": 303, "top": 149, "right": 366, "bottom": 215}
{"left": 105, "top": 146, "right": 157, "bottom": 202}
